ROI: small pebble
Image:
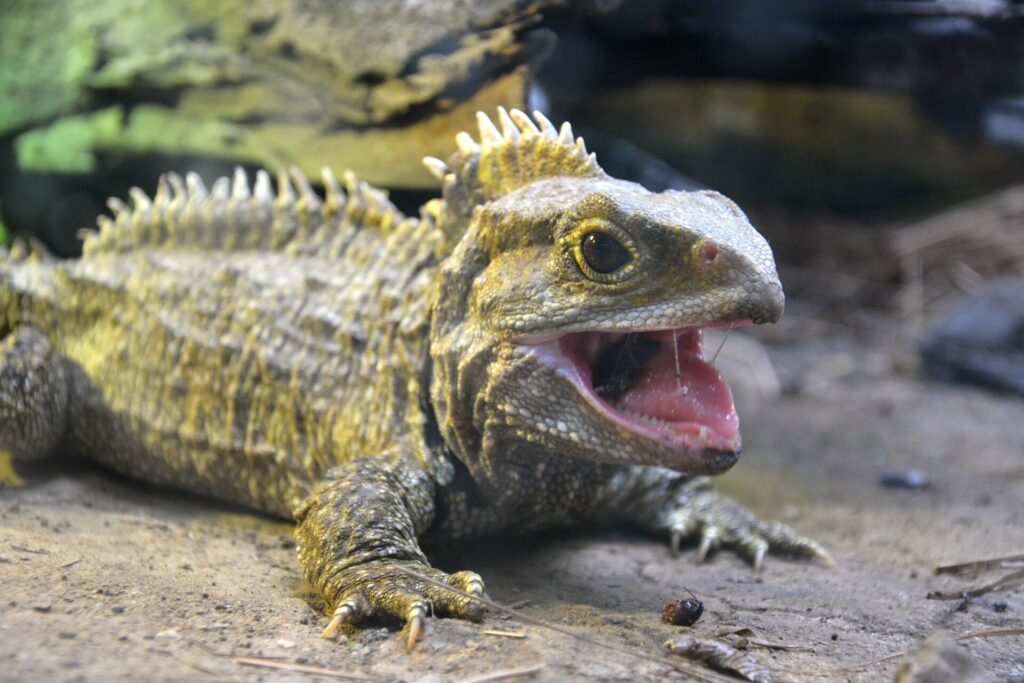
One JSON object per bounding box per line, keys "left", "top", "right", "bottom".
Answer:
{"left": 880, "top": 469, "right": 930, "bottom": 490}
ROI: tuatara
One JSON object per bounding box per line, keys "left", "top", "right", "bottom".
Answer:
{"left": 0, "top": 108, "right": 828, "bottom": 649}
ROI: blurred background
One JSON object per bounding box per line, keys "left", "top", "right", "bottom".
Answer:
{"left": 2, "top": 0, "right": 1023, "bottom": 399}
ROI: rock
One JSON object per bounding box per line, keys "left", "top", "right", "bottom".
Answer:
{"left": 894, "top": 631, "right": 991, "bottom": 683}
{"left": 0, "top": 0, "right": 583, "bottom": 187}
{"left": 920, "top": 279, "right": 1024, "bottom": 397}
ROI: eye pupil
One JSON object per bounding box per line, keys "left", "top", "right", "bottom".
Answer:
{"left": 581, "top": 231, "right": 630, "bottom": 274}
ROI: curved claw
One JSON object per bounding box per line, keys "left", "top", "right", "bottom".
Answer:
{"left": 751, "top": 541, "right": 768, "bottom": 575}
{"left": 670, "top": 529, "right": 683, "bottom": 558}
{"left": 810, "top": 542, "right": 836, "bottom": 568}
{"left": 322, "top": 601, "right": 358, "bottom": 639}
{"left": 405, "top": 601, "right": 430, "bottom": 654}
{"left": 697, "top": 526, "right": 720, "bottom": 562}
{"left": 757, "top": 520, "right": 836, "bottom": 567}
{"left": 463, "top": 575, "right": 485, "bottom": 596}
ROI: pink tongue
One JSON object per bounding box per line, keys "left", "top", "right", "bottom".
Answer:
{"left": 615, "top": 345, "right": 739, "bottom": 439}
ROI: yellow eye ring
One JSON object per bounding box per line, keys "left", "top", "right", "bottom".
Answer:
{"left": 567, "top": 220, "right": 638, "bottom": 284}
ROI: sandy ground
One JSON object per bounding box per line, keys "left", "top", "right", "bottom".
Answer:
{"left": 1, "top": 320, "right": 1023, "bottom": 682}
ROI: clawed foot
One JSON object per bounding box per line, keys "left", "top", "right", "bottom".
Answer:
{"left": 665, "top": 479, "right": 833, "bottom": 573}
{"left": 320, "top": 560, "right": 485, "bottom": 652}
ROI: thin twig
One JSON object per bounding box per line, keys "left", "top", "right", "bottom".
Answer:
{"left": 672, "top": 329, "right": 682, "bottom": 390}
{"left": 459, "top": 665, "right": 543, "bottom": 683}
{"left": 747, "top": 639, "right": 810, "bottom": 653}
{"left": 927, "top": 568, "right": 1024, "bottom": 600}
{"left": 9, "top": 543, "right": 49, "bottom": 554}
{"left": 393, "top": 565, "right": 737, "bottom": 683}
{"left": 58, "top": 558, "right": 82, "bottom": 569}
{"left": 835, "top": 627, "right": 1024, "bottom": 672}
{"left": 186, "top": 640, "right": 376, "bottom": 681}
{"left": 482, "top": 629, "right": 527, "bottom": 639}
{"left": 955, "top": 628, "right": 1024, "bottom": 641}
{"left": 835, "top": 649, "right": 907, "bottom": 672}
{"left": 714, "top": 627, "right": 810, "bottom": 652}
{"left": 711, "top": 327, "right": 732, "bottom": 365}
{"left": 174, "top": 655, "right": 227, "bottom": 680}
{"left": 934, "top": 553, "right": 1024, "bottom": 575}
{"left": 234, "top": 656, "right": 377, "bottom": 680}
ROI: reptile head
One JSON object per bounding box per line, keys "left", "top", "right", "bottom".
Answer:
{"left": 428, "top": 109, "right": 782, "bottom": 477}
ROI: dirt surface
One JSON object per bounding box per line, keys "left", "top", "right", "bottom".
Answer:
{"left": 1, "top": 318, "right": 1023, "bottom": 682}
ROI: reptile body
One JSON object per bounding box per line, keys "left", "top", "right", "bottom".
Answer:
{"left": 0, "top": 109, "right": 826, "bottom": 647}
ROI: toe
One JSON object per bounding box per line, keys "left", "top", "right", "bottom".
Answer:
{"left": 732, "top": 528, "right": 770, "bottom": 574}
{"left": 755, "top": 520, "right": 835, "bottom": 565}
{"left": 448, "top": 570, "right": 485, "bottom": 596}
{"left": 405, "top": 600, "right": 429, "bottom": 653}
{"left": 424, "top": 570, "right": 486, "bottom": 621}
{"left": 322, "top": 593, "right": 371, "bottom": 639}
{"left": 668, "top": 509, "right": 700, "bottom": 557}
{"left": 697, "top": 525, "right": 721, "bottom": 562}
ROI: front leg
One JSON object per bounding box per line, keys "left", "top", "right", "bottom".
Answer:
{"left": 618, "top": 468, "right": 832, "bottom": 572}
{"left": 294, "top": 452, "right": 484, "bottom": 651}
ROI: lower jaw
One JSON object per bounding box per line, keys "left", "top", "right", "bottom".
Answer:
{"left": 692, "top": 448, "right": 741, "bottom": 474}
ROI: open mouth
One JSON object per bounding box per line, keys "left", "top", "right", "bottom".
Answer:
{"left": 525, "top": 326, "right": 742, "bottom": 453}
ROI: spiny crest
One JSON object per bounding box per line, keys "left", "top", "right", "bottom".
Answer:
{"left": 79, "top": 167, "right": 410, "bottom": 258}
{"left": 0, "top": 237, "right": 51, "bottom": 264}
{"left": 423, "top": 107, "right": 603, "bottom": 209}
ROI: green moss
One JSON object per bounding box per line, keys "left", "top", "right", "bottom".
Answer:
{"left": 0, "top": 1, "right": 97, "bottom": 135}
{"left": 14, "top": 107, "right": 124, "bottom": 173}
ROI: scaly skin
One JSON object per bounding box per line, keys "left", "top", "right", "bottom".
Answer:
{"left": 0, "top": 109, "right": 828, "bottom": 650}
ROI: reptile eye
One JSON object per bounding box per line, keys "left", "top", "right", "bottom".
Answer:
{"left": 580, "top": 230, "right": 631, "bottom": 275}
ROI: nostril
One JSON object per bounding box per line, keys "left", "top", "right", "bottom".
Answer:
{"left": 698, "top": 241, "right": 719, "bottom": 265}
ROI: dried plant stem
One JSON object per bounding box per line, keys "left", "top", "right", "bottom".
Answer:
{"left": 459, "top": 665, "right": 543, "bottom": 683}
{"left": 711, "top": 327, "right": 732, "bottom": 365}
{"left": 234, "top": 656, "right": 377, "bottom": 680}
{"left": 927, "top": 568, "right": 1024, "bottom": 600}
{"left": 934, "top": 553, "right": 1024, "bottom": 575}
{"left": 836, "top": 627, "right": 1024, "bottom": 672}
{"left": 672, "top": 329, "right": 682, "bottom": 390}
